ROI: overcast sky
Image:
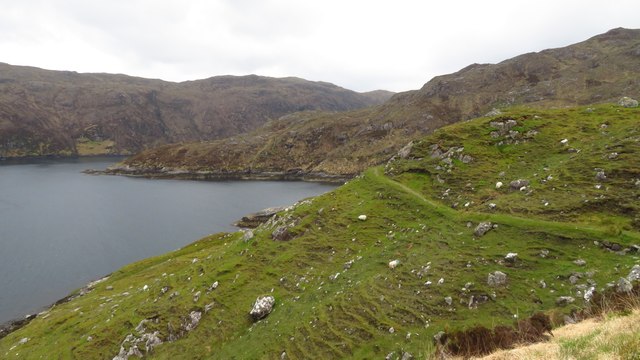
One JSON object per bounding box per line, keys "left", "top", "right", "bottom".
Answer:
{"left": 1, "top": 0, "right": 638, "bottom": 92}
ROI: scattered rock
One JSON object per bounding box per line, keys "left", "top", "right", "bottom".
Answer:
{"left": 556, "top": 296, "right": 575, "bottom": 306}
{"left": 509, "top": 179, "right": 530, "bottom": 190}
{"left": 242, "top": 230, "right": 254, "bottom": 242}
{"left": 573, "top": 259, "right": 587, "bottom": 266}
{"left": 208, "top": 281, "right": 219, "bottom": 291}
{"left": 616, "top": 278, "right": 633, "bottom": 293}
{"left": 474, "top": 222, "right": 493, "bottom": 237}
{"left": 618, "top": 96, "right": 639, "bottom": 108}
{"left": 397, "top": 142, "right": 414, "bottom": 159}
{"left": 539, "top": 249, "right": 550, "bottom": 258}
{"left": 584, "top": 287, "right": 596, "bottom": 302}
{"left": 343, "top": 259, "right": 355, "bottom": 270}
{"left": 106, "top": 285, "right": 114, "bottom": 291}
{"left": 388, "top": 259, "right": 400, "bottom": 269}
{"left": 560, "top": 138, "right": 569, "bottom": 145}
{"left": 358, "top": 215, "right": 367, "bottom": 221}
{"left": 438, "top": 278, "right": 445, "bottom": 285}
{"left": 272, "top": 226, "right": 293, "bottom": 241}
{"left": 485, "top": 108, "right": 502, "bottom": 117}
{"left": 488, "top": 203, "right": 497, "bottom": 210}
{"left": 235, "top": 206, "right": 287, "bottom": 228}
{"left": 401, "top": 352, "right": 414, "bottom": 360}
{"left": 504, "top": 253, "right": 518, "bottom": 263}
{"left": 18, "top": 337, "right": 29, "bottom": 345}
{"left": 495, "top": 181, "right": 503, "bottom": 189}
{"left": 389, "top": 327, "right": 395, "bottom": 334}
{"left": 595, "top": 170, "right": 607, "bottom": 182}
{"left": 628, "top": 265, "right": 640, "bottom": 282}
{"left": 193, "top": 291, "right": 201, "bottom": 302}
{"left": 250, "top": 296, "right": 275, "bottom": 320}
{"left": 183, "top": 311, "right": 202, "bottom": 331}
{"left": 444, "top": 296, "right": 453, "bottom": 306}
{"left": 487, "top": 271, "right": 508, "bottom": 287}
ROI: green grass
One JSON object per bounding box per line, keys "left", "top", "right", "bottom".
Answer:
{"left": 1, "top": 103, "right": 639, "bottom": 359}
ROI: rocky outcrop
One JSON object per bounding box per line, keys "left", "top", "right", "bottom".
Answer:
{"left": 235, "top": 206, "right": 287, "bottom": 228}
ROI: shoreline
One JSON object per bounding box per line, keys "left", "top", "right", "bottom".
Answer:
{"left": 85, "top": 168, "right": 352, "bottom": 184}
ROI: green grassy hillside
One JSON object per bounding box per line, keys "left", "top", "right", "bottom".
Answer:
{"left": 1, "top": 103, "right": 639, "bottom": 359}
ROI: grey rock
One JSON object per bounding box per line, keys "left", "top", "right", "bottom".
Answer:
{"left": 595, "top": 171, "right": 607, "bottom": 182}
{"left": 242, "top": 230, "right": 254, "bottom": 242}
{"left": 250, "top": 296, "right": 275, "bottom": 320}
{"left": 474, "top": 222, "right": 493, "bottom": 237}
{"left": 397, "top": 141, "right": 414, "bottom": 159}
{"left": 539, "top": 249, "right": 550, "bottom": 258}
{"left": 618, "top": 96, "right": 639, "bottom": 108}
{"left": 487, "top": 271, "right": 507, "bottom": 287}
{"left": 183, "top": 311, "right": 202, "bottom": 331}
{"left": 504, "top": 252, "right": 518, "bottom": 263}
{"left": 272, "top": 226, "right": 293, "bottom": 241}
{"left": 573, "top": 259, "right": 587, "bottom": 266}
{"left": 556, "top": 296, "right": 575, "bottom": 306}
{"left": 627, "top": 265, "right": 640, "bottom": 282}
{"left": 485, "top": 108, "right": 502, "bottom": 117}
{"left": 584, "top": 287, "right": 596, "bottom": 302}
{"left": 444, "top": 296, "right": 453, "bottom": 306}
{"left": 616, "top": 277, "right": 633, "bottom": 293}
{"left": 401, "top": 352, "right": 414, "bottom": 360}
{"left": 509, "top": 179, "right": 529, "bottom": 190}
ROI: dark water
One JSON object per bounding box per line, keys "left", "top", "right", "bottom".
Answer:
{"left": 0, "top": 157, "right": 336, "bottom": 323}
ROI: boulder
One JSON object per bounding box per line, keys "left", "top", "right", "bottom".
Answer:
{"left": 487, "top": 271, "right": 508, "bottom": 287}
{"left": 627, "top": 265, "right": 640, "bottom": 282}
{"left": 556, "top": 296, "right": 575, "bottom": 306}
{"left": 272, "top": 226, "right": 293, "bottom": 241}
{"left": 618, "top": 96, "right": 639, "bottom": 108}
{"left": 250, "top": 296, "right": 275, "bottom": 320}
{"left": 474, "top": 222, "right": 493, "bottom": 237}
{"left": 509, "top": 179, "right": 530, "bottom": 190}
{"left": 504, "top": 253, "right": 518, "bottom": 263}
{"left": 236, "top": 206, "right": 286, "bottom": 228}
{"left": 616, "top": 277, "right": 633, "bottom": 293}
{"left": 397, "top": 141, "right": 414, "bottom": 159}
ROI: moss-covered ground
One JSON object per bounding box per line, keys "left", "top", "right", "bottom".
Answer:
{"left": 1, "top": 104, "right": 638, "bottom": 359}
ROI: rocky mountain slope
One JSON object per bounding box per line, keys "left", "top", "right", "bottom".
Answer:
{"left": 2, "top": 103, "right": 639, "bottom": 359}
{"left": 111, "top": 28, "right": 640, "bottom": 180}
{"left": 0, "top": 64, "right": 392, "bottom": 157}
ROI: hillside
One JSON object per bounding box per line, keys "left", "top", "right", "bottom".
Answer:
{"left": 0, "top": 65, "right": 392, "bottom": 157}
{"left": 2, "top": 103, "right": 639, "bottom": 359}
{"left": 111, "top": 28, "right": 640, "bottom": 180}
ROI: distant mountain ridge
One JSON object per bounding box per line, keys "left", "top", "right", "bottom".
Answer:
{"left": 114, "top": 27, "right": 640, "bottom": 179}
{"left": 0, "top": 64, "right": 392, "bottom": 157}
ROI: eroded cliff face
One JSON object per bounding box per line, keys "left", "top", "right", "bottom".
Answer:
{"left": 0, "top": 66, "right": 392, "bottom": 157}
{"left": 116, "top": 28, "right": 640, "bottom": 178}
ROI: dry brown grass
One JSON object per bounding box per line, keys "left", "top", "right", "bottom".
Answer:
{"left": 472, "top": 309, "right": 640, "bottom": 360}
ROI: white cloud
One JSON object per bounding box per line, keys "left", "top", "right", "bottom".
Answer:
{"left": 0, "top": 0, "right": 638, "bottom": 92}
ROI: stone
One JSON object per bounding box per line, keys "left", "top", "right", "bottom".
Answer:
{"left": 401, "top": 352, "right": 414, "bottom": 360}
{"left": 556, "top": 296, "right": 575, "bottom": 306}
{"left": 627, "top": 265, "right": 640, "bottom": 281}
{"left": 358, "top": 215, "right": 367, "bottom": 221}
{"left": 539, "top": 249, "right": 550, "bottom": 258}
{"left": 438, "top": 278, "right": 445, "bottom": 285}
{"left": 573, "top": 259, "right": 587, "bottom": 266}
{"left": 495, "top": 181, "right": 503, "bottom": 189}
{"left": 250, "top": 296, "right": 275, "bottom": 320}
{"left": 560, "top": 138, "right": 569, "bottom": 145}
{"left": 595, "top": 171, "right": 607, "bottom": 182}
{"left": 618, "top": 96, "right": 639, "bottom": 108}
{"left": 616, "top": 277, "right": 633, "bottom": 293}
{"left": 208, "top": 281, "right": 219, "bottom": 291}
{"left": 236, "top": 206, "right": 287, "bottom": 228}
{"left": 488, "top": 203, "right": 497, "bottom": 209}
{"left": 183, "top": 311, "right": 202, "bottom": 331}
{"left": 242, "top": 230, "right": 254, "bottom": 242}
{"left": 19, "top": 337, "right": 29, "bottom": 345}
{"left": 388, "top": 259, "right": 400, "bottom": 269}
{"left": 584, "top": 287, "right": 596, "bottom": 302}
{"left": 388, "top": 327, "right": 395, "bottom": 334}
{"left": 271, "top": 226, "right": 292, "bottom": 241}
{"left": 474, "top": 222, "right": 493, "bottom": 237}
{"left": 343, "top": 259, "right": 354, "bottom": 269}
{"left": 193, "top": 291, "right": 201, "bottom": 302}
{"left": 509, "top": 179, "right": 529, "bottom": 190}
{"left": 485, "top": 108, "right": 502, "bottom": 117}
{"left": 487, "top": 271, "right": 508, "bottom": 287}
{"left": 504, "top": 253, "right": 518, "bottom": 263}
{"left": 397, "top": 142, "right": 414, "bottom": 159}
{"left": 444, "top": 296, "right": 453, "bottom": 306}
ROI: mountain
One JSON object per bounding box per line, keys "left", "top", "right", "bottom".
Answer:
{"left": 0, "top": 64, "right": 392, "bottom": 157}
{"left": 2, "top": 103, "right": 639, "bottom": 358}
{"left": 111, "top": 28, "right": 640, "bottom": 180}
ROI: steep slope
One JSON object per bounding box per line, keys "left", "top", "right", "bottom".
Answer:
{"left": 112, "top": 27, "right": 640, "bottom": 179}
{"left": 2, "top": 103, "right": 639, "bottom": 359}
{"left": 0, "top": 65, "right": 392, "bottom": 157}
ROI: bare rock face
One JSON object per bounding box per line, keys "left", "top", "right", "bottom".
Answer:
{"left": 272, "top": 226, "right": 293, "bottom": 241}
{"left": 250, "top": 296, "right": 275, "bottom": 320}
